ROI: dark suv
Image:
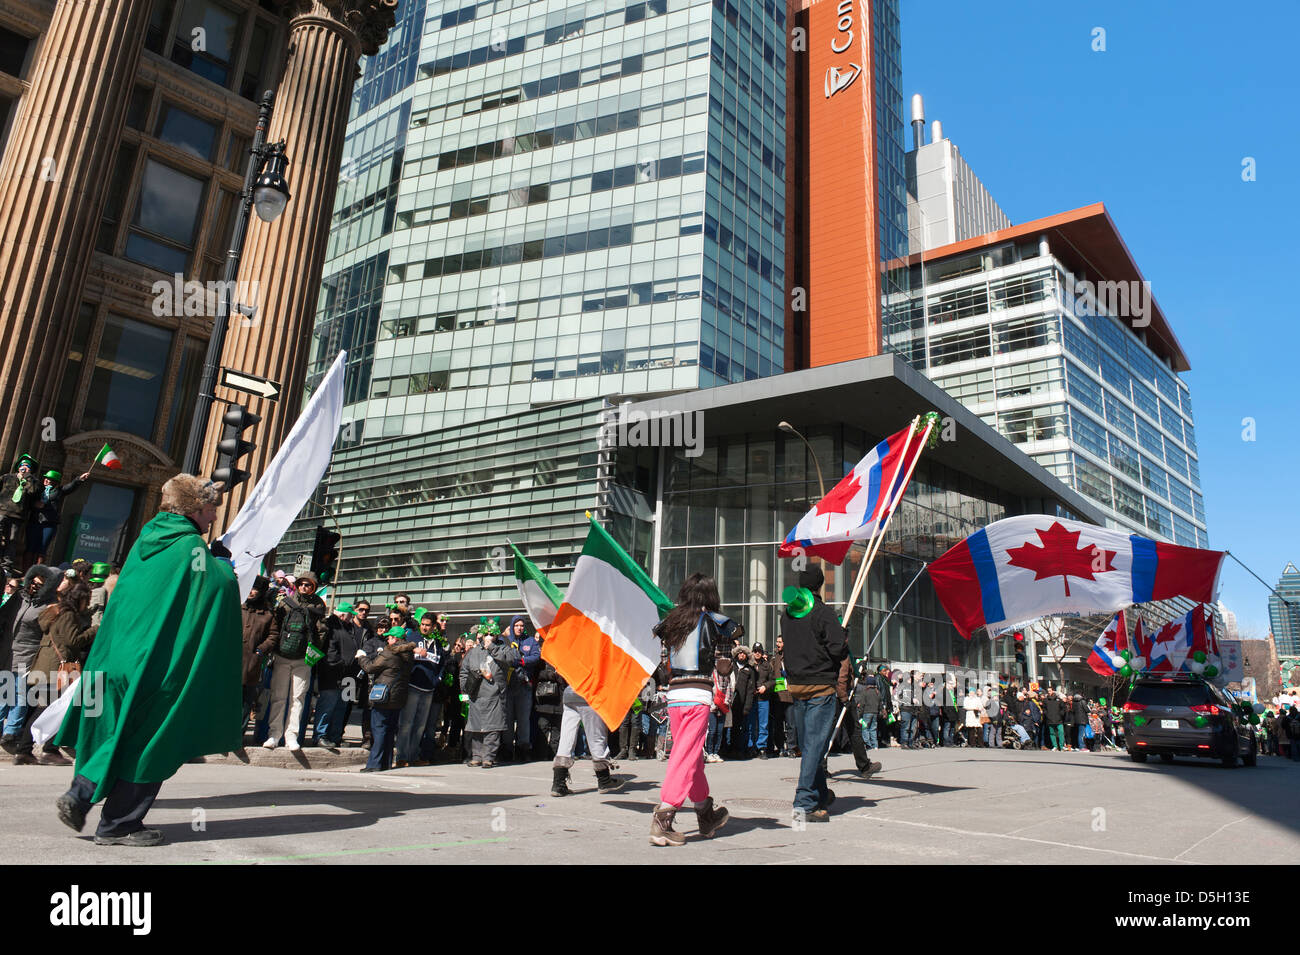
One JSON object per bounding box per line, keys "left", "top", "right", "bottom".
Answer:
{"left": 1123, "top": 675, "right": 1257, "bottom": 768}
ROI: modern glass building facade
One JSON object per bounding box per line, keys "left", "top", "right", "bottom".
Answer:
{"left": 307, "top": 0, "right": 802, "bottom": 446}
{"left": 890, "top": 207, "right": 1209, "bottom": 551}
{"left": 1270, "top": 562, "right": 1300, "bottom": 656}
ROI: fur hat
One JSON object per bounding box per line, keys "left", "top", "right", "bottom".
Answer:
{"left": 159, "top": 474, "right": 224, "bottom": 516}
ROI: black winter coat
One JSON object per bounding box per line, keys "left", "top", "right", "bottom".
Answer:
{"left": 731, "top": 662, "right": 755, "bottom": 712}
{"left": 779, "top": 596, "right": 847, "bottom": 686}
{"left": 1071, "top": 697, "right": 1089, "bottom": 724}
{"left": 31, "top": 477, "right": 85, "bottom": 527}
{"left": 361, "top": 641, "right": 414, "bottom": 710}
{"left": 1042, "top": 696, "right": 1066, "bottom": 725}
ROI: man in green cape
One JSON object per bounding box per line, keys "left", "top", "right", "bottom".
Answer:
{"left": 54, "top": 474, "right": 242, "bottom": 846}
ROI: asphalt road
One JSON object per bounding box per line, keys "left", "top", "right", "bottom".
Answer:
{"left": 3, "top": 746, "right": 1297, "bottom": 864}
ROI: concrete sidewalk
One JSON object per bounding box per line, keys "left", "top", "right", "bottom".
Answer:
{"left": 3, "top": 747, "right": 1297, "bottom": 864}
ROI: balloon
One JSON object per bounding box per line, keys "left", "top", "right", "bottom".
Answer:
{"left": 1192, "top": 650, "right": 1207, "bottom": 664}
{"left": 1204, "top": 665, "right": 1218, "bottom": 678}
{"left": 1099, "top": 697, "right": 1107, "bottom": 705}
{"left": 1188, "top": 661, "right": 1205, "bottom": 674}
{"left": 1109, "top": 653, "right": 1124, "bottom": 668}
{"left": 1120, "top": 649, "right": 1132, "bottom": 661}
{"left": 1253, "top": 703, "right": 1265, "bottom": 715}
{"left": 1130, "top": 656, "right": 1146, "bottom": 671}
{"left": 1250, "top": 713, "right": 1261, "bottom": 725}
{"left": 1119, "top": 664, "right": 1133, "bottom": 676}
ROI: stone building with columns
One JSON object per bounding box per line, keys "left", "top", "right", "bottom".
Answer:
{"left": 0, "top": 0, "right": 394, "bottom": 565}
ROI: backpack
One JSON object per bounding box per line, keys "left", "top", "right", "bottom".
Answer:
{"left": 278, "top": 596, "right": 319, "bottom": 657}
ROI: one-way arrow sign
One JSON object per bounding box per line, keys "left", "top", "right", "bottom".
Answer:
{"left": 220, "top": 367, "right": 280, "bottom": 401}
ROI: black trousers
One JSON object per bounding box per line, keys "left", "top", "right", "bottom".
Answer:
{"left": 67, "top": 773, "right": 163, "bottom": 837}
{"left": 843, "top": 700, "right": 871, "bottom": 769}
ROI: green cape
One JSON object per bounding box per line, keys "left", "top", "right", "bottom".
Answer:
{"left": 56, "top": 511, "right": 242, "bottom": 801}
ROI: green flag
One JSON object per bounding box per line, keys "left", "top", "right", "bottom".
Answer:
{"left": 512, "top": 542, "right": 564, "bottom": 629}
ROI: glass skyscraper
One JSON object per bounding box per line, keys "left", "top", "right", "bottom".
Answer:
{"left": 1270, "top": 562, "right": 1300, "bottom": 656}
{"left": 309, "top": 0, "right": 804, "bottom": 445}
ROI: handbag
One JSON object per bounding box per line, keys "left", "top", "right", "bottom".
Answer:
{"left": 1084, "top": 723, "right": 1095, "bottom": 739}
{"left": 56, "top": 660, "right": 81, "bottom": 695}
{"left": 368, "top": 682, "right": 391, "bottom": 703}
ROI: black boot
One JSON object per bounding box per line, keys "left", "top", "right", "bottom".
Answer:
{"left": 551, "top": 767, "right": 571, "bottom": 797}
{"left": 517, "top": 744, "right": 531, "bottom": 763}
{"left": 595, "top": 767, "right": 624, "bottom": 794}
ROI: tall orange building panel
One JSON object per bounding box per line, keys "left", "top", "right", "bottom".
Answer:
{"left": 787, "top": 0, "right": 881, "bottom": 368}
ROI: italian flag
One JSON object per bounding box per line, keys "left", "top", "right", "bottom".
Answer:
{"left": 539, "top": 516, "right": 673, "bottom": 729}
{"left": 512, "top": 543, "right": 563, "bottom": 629}
{"left": 94, "top": 443, "right": 121, "bottom": 470}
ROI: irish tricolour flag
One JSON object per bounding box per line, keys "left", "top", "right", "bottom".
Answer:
{"left": 94, "top": 443, "right": 121, "bottom": 470}
{"left": 512, "top": 543, "right": 563, "bottom": 629}
{"left": 539, "top": 517, "right": 673, "bottom": 728}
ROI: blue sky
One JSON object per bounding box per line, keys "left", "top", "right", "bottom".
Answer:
{"left": 901, "top": 0, "right": 1300, "bottom": 635}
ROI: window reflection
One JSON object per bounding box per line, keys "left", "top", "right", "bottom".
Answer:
{"left": 81, "top": 314, "right": 174, "bottom": 440}
{"left": 125, "top": 159, "right": 205, "bottom": 273}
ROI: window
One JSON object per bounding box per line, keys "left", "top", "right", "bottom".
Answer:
{"left": 124, "top": 159, "right": 207, "bottom": 273}
{"left": 54, "top": 304, "right": 96, "bottom": 430}
{"left": 0, "top": 25, "right": 32, "bottom": 77}
{"left": 97, "top": 143, "right": 140, "bottom": 254}
{"left": 154, "top": 102, "right": 219, "bottom": 161}
{"left": 81, "top": 315, "right": 174, "bottom": 440}
{"left": 163, "top": 336, "right": 206, "bottom": 458}
{"left": 240, "top": 18, "right": 275, "bottom": 100}
{"left": 1070, "top": 410, "right": 1107, "bottom": 460}
{"left": 171, "top": 0, "right": 242, "bottom": 87}
{"left": 200, "top": 188, "right": 239, "bottom": 282}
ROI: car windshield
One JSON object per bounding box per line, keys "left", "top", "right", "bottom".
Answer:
{"left": 1129, "top": 683, "right": 1213, "bottom": 707}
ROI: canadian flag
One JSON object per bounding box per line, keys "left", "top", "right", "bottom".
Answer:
{"left": 930, "top": 516, "right": 1226, "bottom": 638}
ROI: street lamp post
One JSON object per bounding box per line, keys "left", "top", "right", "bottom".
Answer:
{"left": 778, "top": 421, "right": 826, "bottom": 499}
{"left": 181, "top": 90, "right": 292, "bottom": 477}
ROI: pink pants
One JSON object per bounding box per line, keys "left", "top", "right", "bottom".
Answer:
{"left": 661, "top": 703, "right": 710, "bottom": 808}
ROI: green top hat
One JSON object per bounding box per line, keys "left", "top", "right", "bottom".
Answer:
{"left": 44, "top": 470, "right": 61, "bottom": 481}
{"left": 336, "top": 601, "right": 355, "bottom": 614}
{"left": 412, "top": 607, "right": 428, "bottom": 621}
{"left": 782, "top": 586, "right": 814, "bottom": 618}
{"left": 89, "top": 561, "right": 111, "bottom": 584}
{"left": 383, "top": 626, "right": 406, "bottom": 639}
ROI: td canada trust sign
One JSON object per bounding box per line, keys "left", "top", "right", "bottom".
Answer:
{"left": 804, "top": 0, "right": 880, "bottom": 367}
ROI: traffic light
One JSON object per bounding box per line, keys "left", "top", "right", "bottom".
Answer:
{"left": 311, "top": 526, "right": 341, "bottom": 584}
{"left": 211, "top": 404, "right": 260, "bottom": 490}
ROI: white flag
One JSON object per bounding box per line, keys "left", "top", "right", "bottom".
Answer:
{"left": 221, "top": 351, "right": 347, "bottom": 601}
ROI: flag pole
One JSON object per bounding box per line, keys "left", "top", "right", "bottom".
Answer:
{"left": 842, "top": 415, "right": 931, "bottom": 632}
{"left": 837, "top": 416, "right": 918, "bottom": 625}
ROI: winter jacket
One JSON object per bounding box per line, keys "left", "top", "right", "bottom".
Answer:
{"left": 854, "top": 676, "right": 881, "bottom": 715}
{"left": 263, "top": 592, "right": 327, "bottom": 660}
{"left": 752, "top": 658, "right": 775, "bottom": 700}
{"left": 241, "top": 601, "right": 274, "bottom": 686}
{"left": 460, "top": 639, "right": 521, "bottom": 732}
{"left": 29, "top": 605, "right": 97, "bottom": 681}
{"left": 317, "top": 613, "right": 365, "bottom": 691}
{"left": 1018, "top": 698, "right": 1041, "bottom": 727}
{"left": 409, "top": 636, "right": 447, "bottom": 693}
{"left": 534, "top": 662, "right": 565, "bottom": 716}
{"left": 30, "top": 476, "right": 85, "bottom": 527}
{"left": 7, "top": 564, "right": 61, "bottom": 672}
{"left": 771, "top": 650, "right": 793, "bottom": 702}
{"left": 0, "top": 473, "right": 38, "bottom": 520}
{"left": 1071, "top": 697, "right": 1089, "bottom": 725}
{"left": 731, "top": 659, "right": 756, "bottom": 713}
{"left": 778, "top": 595, "right": 847, "bottom": 688}
{"left": 1042, "top": 695, "right": 1066, "bottom": 725}
{"left": 505, "top": 615, "right": 541, "bottom": 687}
{"left": 963, "top": 693, "right": 983, "bottom": 728}
{"left": 361, "top": 640, "right": 415, "bottom": 710}
{"left": 836, "top": 656, "right": 853, "bottom": 703}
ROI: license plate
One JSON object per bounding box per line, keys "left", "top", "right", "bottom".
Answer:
{"left": 1160, "top": 719, "right": 1179, "bottom": 729}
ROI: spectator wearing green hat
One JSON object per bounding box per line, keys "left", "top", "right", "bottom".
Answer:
{"left": 26, "top": 469, "right": 90, "bottom": 565}
{"left": 88, "top": 565, "right": 115, "bottom": 628}
{"left": 358, "top": 627, "right": 414, "bottom": 771}
{"left": 0, "top": 460, "right": 39, "bottom": 571}
{"left": 459, "top": 620, "right": 520, "bottom": 768}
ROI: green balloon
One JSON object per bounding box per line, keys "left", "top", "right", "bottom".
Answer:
{"left": 1099, "top": 697, "right": 1107, "bottom": 705}
{"left": 1120, "top": 649, "right": 1132, "bottom": 661}
{"left": 1192, "top": 650, "right": 1207, "bottom": 663}
{"left": 1203, "top": 665, "right": 1218, "bottom": 678}
{"left": 1119, "top": 664, "right": 1133, "bottom": 676}
{"left": 1250, "top": 713, "right": 1261, "bottom": 725}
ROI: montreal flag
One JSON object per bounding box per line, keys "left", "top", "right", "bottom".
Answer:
{"left": 778, "top": 424, "right": 924, "bottom": 566}
{"left": 929, "top": 516, "right": 1226, "bottom": 638}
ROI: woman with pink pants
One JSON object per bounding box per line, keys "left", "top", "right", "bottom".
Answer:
{"left": 649, "top": 572, "right": 740, "bottom": 847}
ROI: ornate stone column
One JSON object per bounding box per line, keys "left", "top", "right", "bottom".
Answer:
{"left": 0, "top": 0, "right": 152, "bottom": 467}
{"left": 206, "top": 0, "right": 396, "bottom": 530}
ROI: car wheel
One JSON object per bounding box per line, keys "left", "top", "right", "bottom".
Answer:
{"left": 1221, "top": 751, "right": 1237, "bottom": 769}
{"left": 1129, "top": 751, "right": 1147, "bottom": 763}
{"left": 1244, "top": 740, "right": 1257, "bottom": 767}
{"left": 1159, "top": 753, "right": 1174, "bottom": 763}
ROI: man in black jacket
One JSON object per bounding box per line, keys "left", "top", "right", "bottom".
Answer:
{"left": 780, "top": 566, "right": 847, "bottom": 823}
{"left": 1071, "top": 693, "right": 1091, "bottom": 752}
{"left": 729, "top": 646, "right": 756, "bottom": 758}
{"left": 26, "top": 469, "right": 89, "bottom": 564}
{"left": 1042, "top": 689, "right": 1066, "bottom": 751}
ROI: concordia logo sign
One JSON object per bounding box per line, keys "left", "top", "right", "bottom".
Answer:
{"left": 824, "top": 0, "right": 860, "bottom": 99}
{"left": 824, "top": 62, "right": 860, "bottom": 98}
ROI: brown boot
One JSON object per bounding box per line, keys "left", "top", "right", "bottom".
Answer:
{"left": 694, "top": 796, "right": 729, "bottom": 838}
{"left": 649, "top": 805, "right": 685, "bottom": 847}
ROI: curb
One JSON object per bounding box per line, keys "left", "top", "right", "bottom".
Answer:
{"left": 189, "top": 747, "right": 369, "bottom": 771}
